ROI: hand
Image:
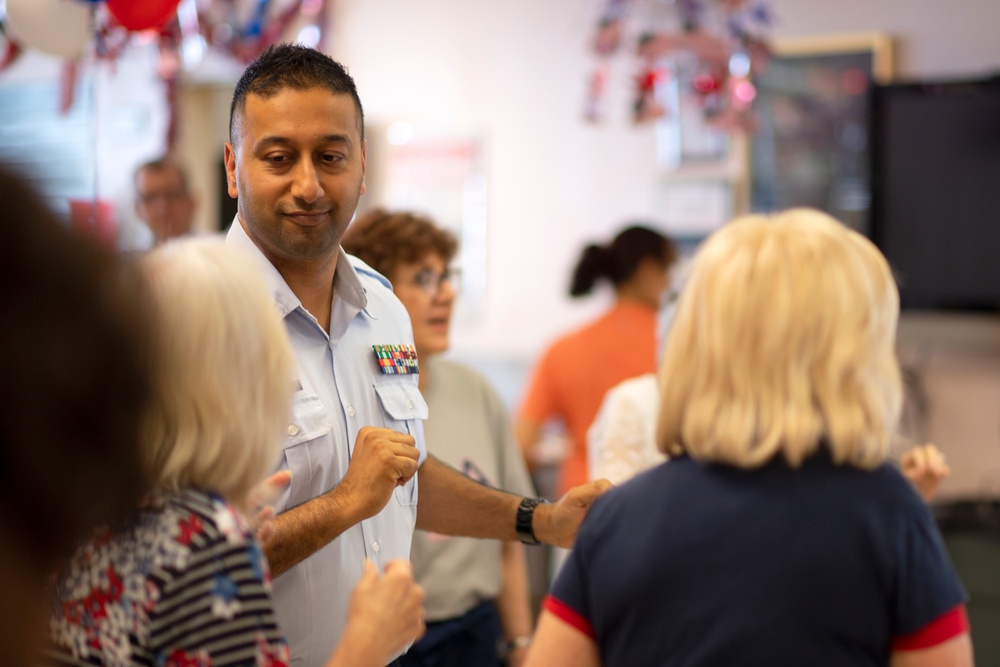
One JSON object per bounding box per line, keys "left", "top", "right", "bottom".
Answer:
{"left": 508, "top": 646, "right": 529, "bottom": 667}
{"left": 250, "top": 470, "right": 292, "bottom": 546}
{"left": 900, "top": 444, "right": 950, "bottom": 503}
{"left": 334, "top": 559, "right": 425, "bottom": 667}
{"left": 534, "top": 479, "right": 613, "bottom": 548}
{"left": 334, "top": 426, "right": 420, "bottom": 521}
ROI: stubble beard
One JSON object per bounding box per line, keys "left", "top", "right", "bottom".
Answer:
{"left": 241, "top": 179, "right": 364, "bottom": 267}
{"left": 279, "top": 209, "right": 345, "bottom": 262}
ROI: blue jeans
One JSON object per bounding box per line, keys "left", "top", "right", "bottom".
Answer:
{"left": 397, "top": 599, "right": 504, "bottom": 667}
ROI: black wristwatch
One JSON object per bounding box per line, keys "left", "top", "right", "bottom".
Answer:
{"left": 515, "top": 497, "right": 548, "bottom": 545}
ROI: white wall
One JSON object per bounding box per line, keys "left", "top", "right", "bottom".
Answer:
{"left": 334, "top": 0, "right": 664, "bottom": 359}
{"left": 335, "top": 0, "right": 1000, "bottom": 358}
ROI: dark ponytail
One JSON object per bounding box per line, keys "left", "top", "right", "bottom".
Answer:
{"left": 569, "top": 244, "right": 612, "bottom": 296}
{"left": 569, "top": 224, "right": 676, "bottom": 297}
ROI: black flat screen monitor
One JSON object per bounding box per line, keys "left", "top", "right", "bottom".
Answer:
{"left": 870, "top": 77, "right": 1000, "bottom": 312}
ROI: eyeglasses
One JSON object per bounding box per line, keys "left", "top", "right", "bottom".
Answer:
{"left": 411, "top": 267, "right": 461, "bottom": 295}
{"left": 138, "top": 190, "right": 189, "bottom": 205}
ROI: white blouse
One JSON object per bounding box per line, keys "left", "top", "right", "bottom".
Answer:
{"left": 587, "top": 373, "right": 668, "bottom": 485}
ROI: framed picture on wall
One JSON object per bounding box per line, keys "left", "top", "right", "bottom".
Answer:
{"left": 748, "top": 32, "right": 893, "bottom": 234}
{"left": 655, "top": 175, "right": 734, "bottom": 247}
{"left": 364, "top": 123, "right": 489, "bottom": 324}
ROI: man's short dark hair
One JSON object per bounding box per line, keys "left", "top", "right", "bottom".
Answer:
{"left": 229, "top": 43, "right": 365, "bottom": 147}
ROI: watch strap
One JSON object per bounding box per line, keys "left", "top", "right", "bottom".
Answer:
{"left": 516, "top": 497, "right": 548, "bottom": 545}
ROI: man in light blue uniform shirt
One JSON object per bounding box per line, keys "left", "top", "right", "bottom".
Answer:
{"left": 223, "top": 44, "right": 611, "bottom": 666}
{"left": 227, "top": 222, "right": 426, "bottom": 665}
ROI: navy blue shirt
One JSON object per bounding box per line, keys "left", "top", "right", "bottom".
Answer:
{"left": 550, "top": 451, "right": 966, "bottom": 666}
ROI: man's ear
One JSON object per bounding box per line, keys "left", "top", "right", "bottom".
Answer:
{"left": 360, "top": 139, "right": 367, "bottom": 196}
{"left": 224, "top": 142, "right": 239, "bottom": 199}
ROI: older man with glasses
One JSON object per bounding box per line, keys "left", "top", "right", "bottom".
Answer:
{"left": 133, "top": 157, "right": 197, "bottom": 245}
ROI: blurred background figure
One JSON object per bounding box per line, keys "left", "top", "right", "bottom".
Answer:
{"left": 515, "top": 224, "right": 677, "bottom": 497}
{"left": 133, "top": 157, "right": 197, "bottom": 245}
{"left": 901, "top": 444, "right": 952, "bottom": 503}
{"left": 0, "top": 165, "right": 153, "bottom": 666}
{"left": 344, "top": 209, "right": 536, "bottom": 667}
{"left": 585, "top": 260, "right": 689, "bottom": 486}
{"left": 44, "top": 238, "right": 426, "bottom": 667}
{"left": 527, "top": 209, "right": 972, "bottom": 667}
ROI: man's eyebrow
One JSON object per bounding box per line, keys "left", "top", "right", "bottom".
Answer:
{"left": 254, "top": 134, "right": 354, "bottom": 150}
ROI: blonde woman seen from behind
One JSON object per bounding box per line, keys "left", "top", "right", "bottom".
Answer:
{"left": 45, "top": 239, "right": 424, "bottom": 667}
{"left": 526, "top": 209, "right": 972, "bottom": 667}
{"left": 587, "top": 260, "right": 951, "bottom": 501}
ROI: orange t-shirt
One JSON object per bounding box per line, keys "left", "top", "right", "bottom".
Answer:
{"left": 519, "top": 302, "right": 658, "bottom": 495}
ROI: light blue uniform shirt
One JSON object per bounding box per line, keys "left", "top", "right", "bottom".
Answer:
{"left": 227, "top": 220, "right": 429, "bottom": 666}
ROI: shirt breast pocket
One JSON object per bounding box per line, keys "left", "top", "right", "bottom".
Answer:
{"left": 282, "top": 393, "right": 333, "bottom": 511}
{"left": 373, "top": 380, "right": 428, "bottom": 507}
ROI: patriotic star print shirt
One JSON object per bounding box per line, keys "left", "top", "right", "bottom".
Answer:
{"left": 45, "top": 488, "right": 289, "bottom": 667}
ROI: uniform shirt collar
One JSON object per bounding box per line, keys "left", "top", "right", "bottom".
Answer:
{"left": 225, "top": 215, "right": 369, "bottom": 320}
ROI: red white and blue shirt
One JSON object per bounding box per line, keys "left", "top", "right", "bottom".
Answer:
{"left": 45, "top": 488, "right": 289, "bottom": 667}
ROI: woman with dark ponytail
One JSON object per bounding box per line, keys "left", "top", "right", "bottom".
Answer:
{"left": 515, "top": 225, "right": 677, "bottom": 499}
{"left": 569, "top": 227, "right": 675, "bottom": 297}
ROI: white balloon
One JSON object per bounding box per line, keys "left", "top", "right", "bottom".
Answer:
{"left": 6, "top": 0, "right": 92, "bottom": 59}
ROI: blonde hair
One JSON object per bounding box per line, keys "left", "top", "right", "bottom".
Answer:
{"left": 141, "top": 238, "right": 293, "bottom": 510}
{"left": 656, "top": 209, "right": 902, "bottom": 469}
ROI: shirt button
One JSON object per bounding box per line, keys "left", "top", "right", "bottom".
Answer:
{"left": 287, "top": 424, "right": 299, "bottom": 436}
{"left": 372, "top": 540, "right": 380, "bottom": 553}
{"left": 346, "top": 405, "right": 356, "bottom": 417}
{"left": 405, "top": 399, "right": 414, "bottom": 409}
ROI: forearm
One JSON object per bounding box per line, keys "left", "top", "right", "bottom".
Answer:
{"left": 415, "top": 454, "right": 608, "bottom": 548}
{"left": 415, "top": 455, "right": 524, "bottom": 540}
{"left": 497, "top": 541, "right": 534, "bottom": 646}
{"left": 524, "top": 611, "right": 601, "bottom": 667}
{"left": 266, "top": 427, "right": 421, "bottom": 577}
{"left": 889, "top": 633, "right": 973, "bottom": 667}
{"left": 265, "top": 487, "right": 363, "bottom": 578}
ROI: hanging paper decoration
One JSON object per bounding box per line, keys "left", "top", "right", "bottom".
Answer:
{"left": 58, "top": 60, "right": 80, "bottom": 114}
{"left": 5, "top": 0, "right": 94, "bottom": 59}
{"left": 176, "top": 0, "right": 206, "bottom": 70}
{"left": 0, "top": 19, "right": 24, "bottom": 73}
{"left": 106, "top": 0, "right": 183, "bottom": 32}
{"left": 584, "top": 65, "right": 609, "bottom": 123}
{"left": 198, "top": 0, "right": 330, "bottom": 62}
{"left": 587, "top": 0, "right": 772, "bottom": 130}
{"left": 633, "top": 64, "right": 668, "bottom": 123}
{"left": 3, "top": 0, "right": 334, "bottom": 150}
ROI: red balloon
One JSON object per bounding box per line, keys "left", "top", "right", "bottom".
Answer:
{"left": 106, "top": 0, "right": 181, "bottom": 31}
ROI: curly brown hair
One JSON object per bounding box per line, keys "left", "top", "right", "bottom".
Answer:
{"left": 342, "top": 208, "right": 458, "bottom": 280}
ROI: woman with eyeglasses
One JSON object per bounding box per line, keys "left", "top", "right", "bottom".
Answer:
{"left": 343, "top": 209, "right": 536, "bottom": 667}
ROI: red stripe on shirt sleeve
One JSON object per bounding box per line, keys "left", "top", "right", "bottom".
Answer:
{"left": 892, "top": 604, "right": 969, "bottom": 651}
{"left": 543, "top": 595, "right": 596, "bottom": 640}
